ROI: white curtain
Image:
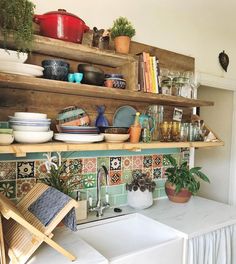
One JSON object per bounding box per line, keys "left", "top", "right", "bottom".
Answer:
{"left": 187, "top": 224, "right": 236, "bottom": 264}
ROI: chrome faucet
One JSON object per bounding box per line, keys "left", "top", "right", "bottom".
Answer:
{"left": 89, "top": 165, "right": 110, "bottom": 217}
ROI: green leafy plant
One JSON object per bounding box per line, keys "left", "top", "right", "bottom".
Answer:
{"left": 0, "top": 0, "right": 35, "bottom": 52}
{"left": 126, "top": 172, "right": 156, "bottom": 192}
{"left": 41, "top": 159, "right": 82, "bottom": 198}
{"left": 110, "top": 17, "right": 136, "bottom": 39}
{"left": 164, "top": 154, "right": 210, "bottom": 195}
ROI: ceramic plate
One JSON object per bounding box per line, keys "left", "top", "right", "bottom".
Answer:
{"left": 59, "top": 126, "right": 99, "bottom": 134}
{"left": 54, "top": 133, "right": 104, "bottom": 143}
{"left": 0, "top": 62, "right": 43, "bottom": 77}
{"left": 113, "top": 105, "right": 136, "bottom": 128}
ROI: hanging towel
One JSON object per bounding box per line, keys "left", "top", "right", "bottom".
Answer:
{"left": 28, "top": 187, "right": 77, "bottom": 231}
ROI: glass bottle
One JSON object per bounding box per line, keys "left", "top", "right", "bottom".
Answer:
{"left": 142, "top": 119, "right": 151, "bottom": 143}
{"left": 130, "top": 112, "right": 142, "bottom": 143}
{"left": 95, "top": 105, "right": 109, "bottom": 127}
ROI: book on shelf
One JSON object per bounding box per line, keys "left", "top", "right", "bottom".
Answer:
{"left": 137, "top": 52, "right": 146, "bottom": 92}
{"left": 137, "top": 52, "right": 160, "bottom": 94}
{"left": 143, "top": 52, "right": 152, "bottom": 92}
{"left": 150, "top": 56, "right": 159, "bottom": 93}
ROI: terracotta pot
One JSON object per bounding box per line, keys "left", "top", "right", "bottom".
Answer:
{"left": 165, "top": 181, "right": 192, "bottom": 203}
{"left": 114, "top": 36, "right": 131, "bottom": 54}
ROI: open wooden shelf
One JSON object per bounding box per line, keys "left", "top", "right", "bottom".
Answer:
{"left": 0, "top": 141, "right": 224, "bottom": 157}
{"left": 0, "top": 73, "right": 214, "bottom": 107}
{"left": 0, "top": 35, "right": 136, "bottom": 68}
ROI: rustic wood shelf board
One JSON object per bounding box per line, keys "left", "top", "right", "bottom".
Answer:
{"left": 0, "top": 73, "right": 214, "bottom": 107}
{"left": 0, "top": 141, "right": 224, "bottom": 157}
{"left": 0, "top": 35, "right": 136, "bottom": 68}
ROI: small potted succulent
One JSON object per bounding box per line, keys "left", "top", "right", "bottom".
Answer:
{"left": 126, "top": 172, "right": 156, "bottom": 209}
{"left": 110, "top": 16, "right": 136, "bottom": 54}
{"left": 164, "top": 154, "right": 210, "bottom": 203}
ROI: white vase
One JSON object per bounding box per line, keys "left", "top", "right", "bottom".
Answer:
{"left": 127, "top": 189, "right": 153, "bottom": 209}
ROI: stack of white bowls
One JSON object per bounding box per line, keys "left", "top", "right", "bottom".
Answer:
{"left": 9, "top": 112, "right": 53, "bottom": 143}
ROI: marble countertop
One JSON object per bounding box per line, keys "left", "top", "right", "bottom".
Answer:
{"left": 27, "top": 196, "right": 236, "bottom": 263}
{"left": 140, "top": 196, "right": 236, "bottom": 238}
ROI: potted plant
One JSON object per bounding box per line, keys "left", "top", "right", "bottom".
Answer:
{"left": 0, "top": 0, "right": 35, "bottom": 52}
{"left": 110, "top": 16, "right": 136, "bottom": 54}
{"left": 40, "top": 153, "right": 82, "bottom": 198}
{"left": 164, "top": 154, "right": 210, "bottom": 203}
{"left": 40, "top": 153, "right": 88, "bottom": 221}
{"left": 126, "top": 172, "right": 156, "bottom": 209}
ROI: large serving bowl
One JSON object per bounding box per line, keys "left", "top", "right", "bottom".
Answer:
{"left": 77, "top": 64, "right": 104, "bottom": 86}
{"left": 42, "top": 59, "right": 70, "bottom": 68}
{"left": 0, "top": 134, "right": 14, "bottom": 145}
{"left": 103, "top": 133, "right": 130, "bottom": 143}
{"left": 42, "top": 59, "right": 70, "bottom": 81}
{"left": 13, "top": 131, "right": 53, "bottom": 143}
{"left": 0, "top": 48, "right": 28, "bottom": 63}
{"left": 98, "top": 126, "right": 129, "bottom": 134}
{"left": 13, "top": 112, "right": 47, "bottom": 119}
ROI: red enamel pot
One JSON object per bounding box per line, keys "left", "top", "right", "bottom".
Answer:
{"left": 34, "top": 9, "right": 89, "bottom": 43}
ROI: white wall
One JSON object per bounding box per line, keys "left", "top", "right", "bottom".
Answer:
{"left": 32, "top": 0, "right": 236, "bottom": 80}
{"left": 195, "top": 86, "right": 233, "bottom": 203}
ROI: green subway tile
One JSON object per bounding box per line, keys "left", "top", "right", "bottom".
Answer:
{"left": 97, "top": 157, "right": 110, "bottom": 170}
{"left": 159, "top": 187, "right": 167, "bottom": 198}
{"left": 101, "top": 185, "right": 124, "bottom": 196}
{"left": 152, "top": 189, "right": 159, "bottom": 199}
{"left": 107, "top": 195, "right": 116, "bottom": 207}
{"left": 155, "top": 179, "right": 166, "bottom": 188}
{"left": 86, "top": 188, "right": 97, "bottom": 201}
{"left": 114, "top": 194, "right": 128, "bottom": 205}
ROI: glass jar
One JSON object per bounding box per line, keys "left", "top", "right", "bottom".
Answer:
{"left": 147, "top": 105, "right": 163, "bottom": 141}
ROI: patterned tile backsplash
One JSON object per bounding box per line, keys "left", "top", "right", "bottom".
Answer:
{"left": 0, "top": 149, "right": 190, "bottom": 206}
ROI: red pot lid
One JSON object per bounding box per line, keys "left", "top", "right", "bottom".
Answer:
{"left": 43, "top": 9, "right": 85, "bottom": 22}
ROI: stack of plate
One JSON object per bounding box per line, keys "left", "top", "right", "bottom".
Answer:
{"left": 0, "top": 48, "right": 44, "bottom": 77}
{"left": 59, "top": 125, "right": 99, "bottom": 134}
{"left": 9, "top": 112, "right": 53, "bottom": 143}
{"left": 55, "top": 125, "right": 103, "bottom": 143}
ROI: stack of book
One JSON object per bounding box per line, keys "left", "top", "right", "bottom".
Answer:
{"left": 137, "top": 52, "right": 160, "bottom": 93}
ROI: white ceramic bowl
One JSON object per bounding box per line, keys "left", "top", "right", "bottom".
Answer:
{"left": 13, "top": 131, "right": 53, "bottom": 143}
{"left": 103, "top": 133, "right": 130, "bottom": 143}
{"left": 0, "top": 48, "right": 28, "bottom": 63}
{"left": 14, "top": 112, "right": 47, "bottom": 119}
{"left": 10, "top": 124, "right": 50, "bottom": 132}
{"left": 0, "top": 134, "right": 14, "bottom": 145}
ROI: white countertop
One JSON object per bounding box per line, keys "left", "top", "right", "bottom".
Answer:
{"left": 27, "top": 196, "right": 236, "bottom": 264}
{"left": 140, "top": 196, "right": 236, "bottom": 238}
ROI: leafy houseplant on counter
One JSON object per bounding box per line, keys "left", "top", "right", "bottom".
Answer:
{"left": 110, "top": 16, "right": 136, "bottom": 54}
{"left": 0, "top": 0, "right": 35, "bottom": 52}
{"left": 126, "top": 172, "right": 156, "bottom": 209}
{"left": 164, "top": 155, "right": 210, "bottom": 203}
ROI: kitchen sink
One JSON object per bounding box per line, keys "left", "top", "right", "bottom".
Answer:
{"left": 77, "top": 213, "right": 183, "bottom": 264}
